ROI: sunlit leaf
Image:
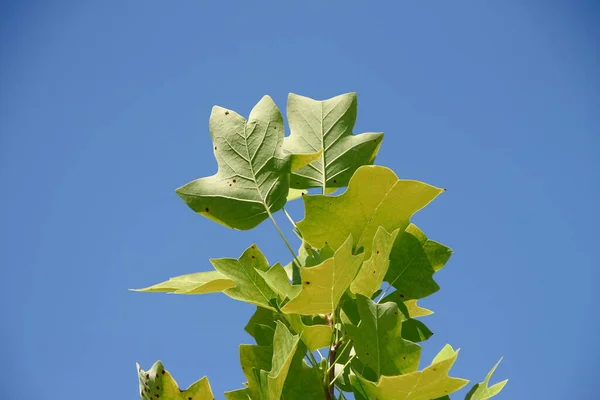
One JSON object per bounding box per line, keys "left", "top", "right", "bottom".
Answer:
{"left": 465, "top": 358, "right": 508, "bottom": 400}
{"left": 297, "top": 166, "right": 443, "bottom": 258}
{"left": 131, "top": 270, "right": 234, "bottom": 295}
{"left": 137, "top": 361, "right": 213, "bottom": 400}
{"left": 284, "top": 92, "right": 383, "bottom": 190}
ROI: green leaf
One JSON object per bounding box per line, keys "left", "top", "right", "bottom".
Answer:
{"left": 211, "top": 244, "right": 277, "bottom": 310}
{"left": 281, "top": 235, "right": 364, "bottom": 315}
{"left": 345, "top": 295, "right": 421, "bottom": 381}
{"left": 286, "top": 188, "right": 307, "bottom": 201}
{"left": 401, "top": 319, "right": 434, "bottom": 342}
{"left": 286, "top": 314, "right": 332, "bottom": 351}
{"left": 263, "top": 322, "right": 302, "bottom": 399}
{"left": 245, "top": 307, "right": 277, "bottom": 343}
{"left": 282, "top": 342, "right": 327, "bottom": 399}
{"left": 385, "top": 224, "right": 452, "bottom": 300}
{"left": 175, "top": 95, "right": 318, "bottom": 230}
{"left": 404, "top": 299, "right": 434, "bottom": 318}
{"left": 224, "top": 389, "right": 250, "bottom": 399}
{"left": 297, "top": 166, "right": 444, "bottom": 258}
{"left": 131, "top": 270, "right": 234, "bottom": 295}
{"left": 238, "top": 343, "right": 273, "bottom": 400}
{"left": 137, "top": 361, "right": 213, "bottom": 400}
{"left": 351, "top": 344, "right": 469, "bottom": 400}
{"left": 351, "top": 227, "right": 400, "bottom": 297}
{"left": 465, "top": 358, "right": 508, "bottom": 400}
{"left": 257, "top": 263, "right": 301, "bottom": 301}
{"left": 283, "top": 92, "right": 383, "bottom": 189}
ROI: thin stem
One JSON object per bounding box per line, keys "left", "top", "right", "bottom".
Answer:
{"left": 307, "top": 350, "right": 319, "bottom": 367}
{"left": 376, "top": 283, "right": 393, "bottom": 304}
{"left": 316, "top": 349, "right": 326, "bottom": 361}
{"left": 282, "top": 207, "right": 303, "bottom": 240}
{"left": 331, "top": 355, "right": 355, "bottom": 386}
{"left": 337, "top": 389, "right": 348, "bottom": 400}
{"left": 266, "top": 208, "right": 301, "bottom": 270}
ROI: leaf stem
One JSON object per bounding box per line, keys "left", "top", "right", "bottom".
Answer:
{"left": 265, "top": 208, "right": 302, "bottom": 272}
{"left": 331, "top": 355, "right": 355, "bottom": 386}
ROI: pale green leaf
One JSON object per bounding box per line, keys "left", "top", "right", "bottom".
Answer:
{"left": 262, "top": 322, "right": 301, "bottom": 400}
{"left": 281, "top": 235, "right": 364, "bottom": 315}
{"left": 404, "top": 299, "right": 434, "bottom": 318}
{"left": 137, "top": 361, "right": 213, "bottom": 400}
{"left": 351, "top": 227, "right": 400, "bottom": 297}
{"left": 465, "top": 358, "right": 508, "bottom": 400}
{"left": 283, "top": 92, "right": 383, "bottom": 189}
{"left": 385, "top": 224, "right": 452, "bottom": 300}
{"left": 286, "top": 188, "right": 307, "bottom": 201}
{"left": 345, "top": 295, "right": 421, "bottom": 381}
{"left": 224, "top": 389, "right": 250, "bottom": 399}
{"left": 211, "top": 244, "right": 277, "bottom": 310}
{"left": 286, "top": 314, "right": 332, "bottom": 351}
{"left": 176, "top": 95, "right": 317, "bottom": 230}
{"left": 297, "top": 166, "right": 444, "bottom": 258}
{"left": 351, "top": 344, "right": 469, "bottom": 400}
{"left": 257, "top": 263, "right": 301, "bottom": 301}
{"left": 131, "top": 270, "right": 234, "bottom": 295}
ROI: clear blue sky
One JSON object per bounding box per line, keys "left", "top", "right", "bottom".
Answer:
{"left": 1, "top": 1, "right": 598, "bottom": 399}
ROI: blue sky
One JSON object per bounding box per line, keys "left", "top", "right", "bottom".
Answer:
{"left": 1, "top": 1, "right": 598, "bottom": 399}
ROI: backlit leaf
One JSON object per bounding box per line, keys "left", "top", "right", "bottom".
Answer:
{"left": 176, "top": 95, "right": 318, "bottom": 230}
{"left": 284, "top": 92, "right": 383, "bottom": 190}
{"left": 137, "top": 361, "right": 213, "bottom": 400}
{"left": 297, "top": 166, "right": 443, "bottom": 258}
{"left": 465, "top": 358, "right": 508, "bottom": 400}
{"left": 131, "top": 270, "right": 234, "bottom": 295}
{"left": 351, "top": 344, "right": 469, "bottom": 400}
{"left": 281, "top": 235, "right": 364, "bottom": 315}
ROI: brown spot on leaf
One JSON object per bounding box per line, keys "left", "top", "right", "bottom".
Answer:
{"left": 225, "top": 111, "right": 229, "bottom": 115}
{"left": 161, "top": 370, "right": 165, "bottom": 375}
{"left": 205, "top": 208, "right": 209, "bottom": 212}
{"left": 233, "top": 179, "right": 236, "bottom": 183}
{"left": 146, "top": 373, "right": 149, "bottom": 379}
{"left": 305, "top": 281, "right": 311, "bottom": 285}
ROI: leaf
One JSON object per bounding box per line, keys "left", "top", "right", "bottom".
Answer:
{"left": 401, "top": 319, "right": 434, "bottom": 342}
{"left": 131, "top": 270, "right": 234, "bottom": 295}
{"left": 263, "top": 322, "right": 302, "bottom": 400}
{"left": 281, "top": 235, "right": 364, "bottom": 315}
{"left": 297, "top": 166, "right": 444, "bottom": 258}
{"left": 385, "top": 224, "right": 452, "bottom": 300}
{"left": 345, "top": 295, "right": 421, "bottom": 381}
{"left": 404, "top": 299, "right": 434, "bottom": 318}
{"left": 283, "top": 92, "right": 383, "bottom": 189}
{"left": 465, "top": 359, "right": 508, "bottom": 400}
{"left": 286, "top": 188, "right": 307, "bottom": 201}
{"left": 238, "top": 343, "right": 273, "bottom": 400}
{"left": 282, "top": 342, "right": 327, "bottom": 399}
{"left": 351, "top": 344, "right": 469, "bottom": 400}
{"left": 286, "top": 314, "right": 332, "bottom": 351}
{"left": 175, "top": 95, "right": 318, "bottom": 230}
{"left": 211, "top": 244, "right": 277, "bottom": 310}
{"left": 257, "top": 263, "right": 301, "bottom": 301}
{"left": 137, "top": 361, "right": 213, "bottom": 400}
{"left": 351, "top": 227, "right": 400, "bottom": 297}
{"left": 245, "top": 307, "right": 278, "bottom": 346}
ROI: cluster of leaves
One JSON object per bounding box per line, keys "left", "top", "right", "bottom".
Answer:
{"left": 134, "top": 93, "right": 507, "bottom": 399}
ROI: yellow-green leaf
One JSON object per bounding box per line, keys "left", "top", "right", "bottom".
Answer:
{"left": 351, "top": 227, "right": 400, "bottom": 297}
{"left": 281, "top": 235, "right": 364, "bottom": 315}
{"left": 297, "top": 166, "right": 443, "bottom": 258}
{"left": 131, "top": 270, "right": 234, "bottom": 295}
{"left": 465, "top": 358, "right": 508, "bottom": 400}
{"left": 351, "top": 344, "right": 469, "bottom": 400}
{"left": 137, "top": 361, "right": 213, "bottom": 400}
{"left": 287, "top": 314, "right": 332, "bottom": 351}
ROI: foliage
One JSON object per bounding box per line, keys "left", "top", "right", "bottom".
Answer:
{"left": 134, "top": 93, "right": 507, "bottom": 399}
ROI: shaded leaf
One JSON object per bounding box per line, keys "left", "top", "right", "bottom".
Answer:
{"left": 211, "top": 244, "right": 277, "bottom": 310}
{"left": 385, "top": 224, "right": 452, "bottom": 301}
{"left": 281, "top": 235, "right": 364, "bottom": 315}
{"left": 137, "top": 361, "right": 213, "bottom": 400}
{"left": 401, "top": 319, "right": 434, "bottom": 342}
{"left": 132, "top": 270, "right": 234, "bottom": 295}
{"left": 176, "top": 95, "right": 317, "bottom": 230}
{"left": 345, "top": 295, "right": 421, "bottom": 381}
{"left": 284, "top": 92, "right": 383, "bottom": 189}
{"left": 297, "top": 166, "right": 443, "bottom": 258}
{"left": 351, "top": 227, "right": 400, "bottom": 297}
{"left": 282, "top": 342, "right": 326, "bottom": 400}
{"left": 465, "top": 358, "right": 508, "bottom": 400}
{"left": 351, "top": 344, "right": 469, "bottom": 400}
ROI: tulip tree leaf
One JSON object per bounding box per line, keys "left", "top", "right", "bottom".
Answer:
{"left": 351, "top": 344, "right": 469, "bottom": 400}
{"left": 211, "top": 244, "right": 277, "bottom": 310}
{"left": 281, "top": 235, "right": 364, "bottom": 315}
{"left": 282, "top": 342, "right": 327, "bottom": 399}
{"left": 345, "top": 295, "right": 421, "bottom": 381}
{"left": 257, "top": 263, "right": 301, "bottom": 301}
{"left": 176, "top": 95, "right": 318, "bottom": 230}
{"left": 351, "top": 227, "right": 400, "bottom": 297}
{"left": 401, "top": 318, "right": 434, "bottom": 342}
{"left": 465, "top": 358, "right": 508, "bottom": 400}
{"left": 404, "top": 299, "right": 434, "bottom": 318}
{"left": 297, "top": 166, "right": 444, "bottom": 258}
{"left": 286, "top": 314, "right": 332, "bottom": 351}
{"left": 385, "top": 224, "right": 452, "bottom": 301}
{"left": 131, "top": 270, "right": 234, "bottom": 295}
{"left": 283, "top": 92, "right": 383, "bottom": 190}
{"left": 137, "top": 361, "right": 213, "bottom": 400}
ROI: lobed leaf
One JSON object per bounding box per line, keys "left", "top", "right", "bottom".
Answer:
{"left": 131, "top": 270, "right": 234, "bottom": 295}
{"left": 297, "top": 166, "right": 444, "bottom": 258}
{"left": 176, "top": 96, "right": 318, "bottom": 230}
{"left": 283, "top": 92, "right": 383, "bottom": 190}
{"left": 281, "top": 235, "right": 364, "bottom": 315}
{"left": 351, "top": 344, "right": 469, "bottom": 400}
{"left": 137, "top": 361, "right": 214, "bottom": 400}
{"left": 465, "top": 358, "right": 508, "bottom": 400}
